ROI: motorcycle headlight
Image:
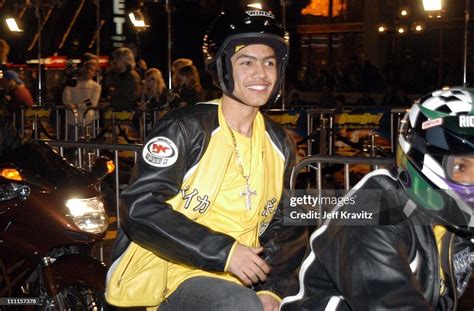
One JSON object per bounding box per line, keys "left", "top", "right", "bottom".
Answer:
{"left": 65, "top": 197, "right": 108, "bottom": 234}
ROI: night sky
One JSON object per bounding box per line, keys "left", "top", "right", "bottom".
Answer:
{"left": 2, "top": 0, "right": 308, "bottom": 71}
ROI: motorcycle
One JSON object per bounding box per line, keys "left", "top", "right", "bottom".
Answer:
{"left": 0, "top": 140, "right": 114, "bottom": 310}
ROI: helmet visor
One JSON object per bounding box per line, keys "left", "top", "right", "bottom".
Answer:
{"left": 444, "top": 154, "right": 474, "bottom": 185}
{"left": 424, "top": 115, "right": 474, "bottom": 154}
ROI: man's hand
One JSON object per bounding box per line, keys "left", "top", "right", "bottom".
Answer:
{"left": 258, "top": 294, "right": 280, "bottom": 311}
{"left": 227, "top": 243, "right": 270, "bottom": 286}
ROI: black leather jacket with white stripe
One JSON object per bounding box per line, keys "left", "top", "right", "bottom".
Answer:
{"left": 281, "top": 169, "right": 473, "bottom": 310}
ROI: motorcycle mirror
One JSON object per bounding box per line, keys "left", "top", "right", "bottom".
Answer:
{"left": 90, "top": 156, "right": 115, "bottom": 181}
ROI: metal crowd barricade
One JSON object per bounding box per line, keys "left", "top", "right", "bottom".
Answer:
{"left": 63, "top": 106, "right": 101, "bottom": 141}
{"left": 307, "top": 107, "right": 408, "bottom": 156}
{"left": 306, "top": 109, "right": 335, "bottom": 156}
{"left": 390, "top": 108, "right": 407, "bottom": 152}
{"left": 290, "top": 155, "right": 395, "bottom": 227}
{"left": 14, "top": 105, "right": 161, "bottom": 143}
{"left": 291, "top": 155, "right": 395, "bottom": 191}
{"left": 14, "top": 106, "right": 64, "bottom": 140}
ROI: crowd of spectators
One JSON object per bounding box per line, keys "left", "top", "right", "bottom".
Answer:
{"left": 0, "top": 40, "right": 438, "bottom": 142}
{"left": 0, "top": 43, "right": 212, "bottom": 141}
{"left": 97, "top": 48, "right": 206, "bottom": 113}
{"left": 287, "top": 53, "right": 446, "bottom": 108}
{"left": 292, "top": 54, "right": 440, "bottom": 95}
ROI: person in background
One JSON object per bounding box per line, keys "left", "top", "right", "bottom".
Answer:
{"left": 62, "top": 61, "right": 101, "bottom": 140}
{"left": 171, "top": 58, "right": 193, "bottom": 89}
{"left": 281, "top": 86, "right": 474, "bottom": 310}
{"left": 2, "top": 70, "right": 34, "bottom": 115}
{"left": 0, "top": 49, "right": 24, "bottom": 155}
{"left": 137, "top": 68, "right": 168, "bottom": 111}
{"left": 318, "top": 87, "right": 336, "bottom": 108}
{"left": 108, "top": 7, "right": 307, "bottom": 311}
{"left": 136, "top": 59, "right": 148, "bottom": 77}
{"left": 81, "top": 52, "right": 99, "bottom": 64}
{"left": 0, "top": 116, "right": 23, "bottom": 156}
{"left": 106, "top": 47, "right": 141, "bottom": 111}
{"left": 167, "top": 58, "right": 194, "bottom": 105}
{"left": 355, "top": 91, "right": 375, "bottom": 106}
{"left": 174, "top": 64, "right": 205, "bottom": 107}
{"left": 335, "top": 94, "right": 346, "bottom": 107}
{"left": 136, "top": 68, "right": 169, "bottom": 135}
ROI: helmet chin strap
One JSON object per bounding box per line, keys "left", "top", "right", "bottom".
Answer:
{"left": 216, "top": 55, "right": 247, "bottom": 106}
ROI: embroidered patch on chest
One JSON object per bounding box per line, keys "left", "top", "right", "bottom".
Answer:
{"left": 143, "top": 136, "right": 179, "bottom": 167}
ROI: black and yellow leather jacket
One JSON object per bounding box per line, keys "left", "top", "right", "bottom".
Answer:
{"left": 111, "top": 100, "right": 307, "bottom": 299}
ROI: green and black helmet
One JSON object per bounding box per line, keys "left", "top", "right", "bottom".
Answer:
{"left": 397, "top": 86, "right": 474, "bottom": 232}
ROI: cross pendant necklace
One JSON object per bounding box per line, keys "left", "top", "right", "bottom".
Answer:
{"left": 227, "top": 123, "right": 257, "bottom": 211}
{"left": 240, "top": 176, "right": 257, "bottom": 211}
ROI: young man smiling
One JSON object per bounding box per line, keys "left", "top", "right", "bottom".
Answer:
{"left": 108, "top": 7, "right": 307, "bottom": 311}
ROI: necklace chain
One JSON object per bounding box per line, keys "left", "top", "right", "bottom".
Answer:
{"left": 227, "top": 123, "right": 256, "bottom": 210}
{"left": 227, "top": 124, "right": 252, "bottom": 180}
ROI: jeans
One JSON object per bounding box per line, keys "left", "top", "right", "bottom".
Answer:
{"left": 158, "top": 276, "right": 263, "bottom": 311}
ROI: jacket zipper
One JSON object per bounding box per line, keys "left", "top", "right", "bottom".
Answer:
{"left": 160, "top": 262, "right": 168, "bottom": 300}
{"left": 117, "top": 245, "right": 137, "bottom": 287}
{"left": 429, "top": 226, "right": 441, "bottom": 307}
{"left": 447, "top": 232, "right": 458, "bottom": 309}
